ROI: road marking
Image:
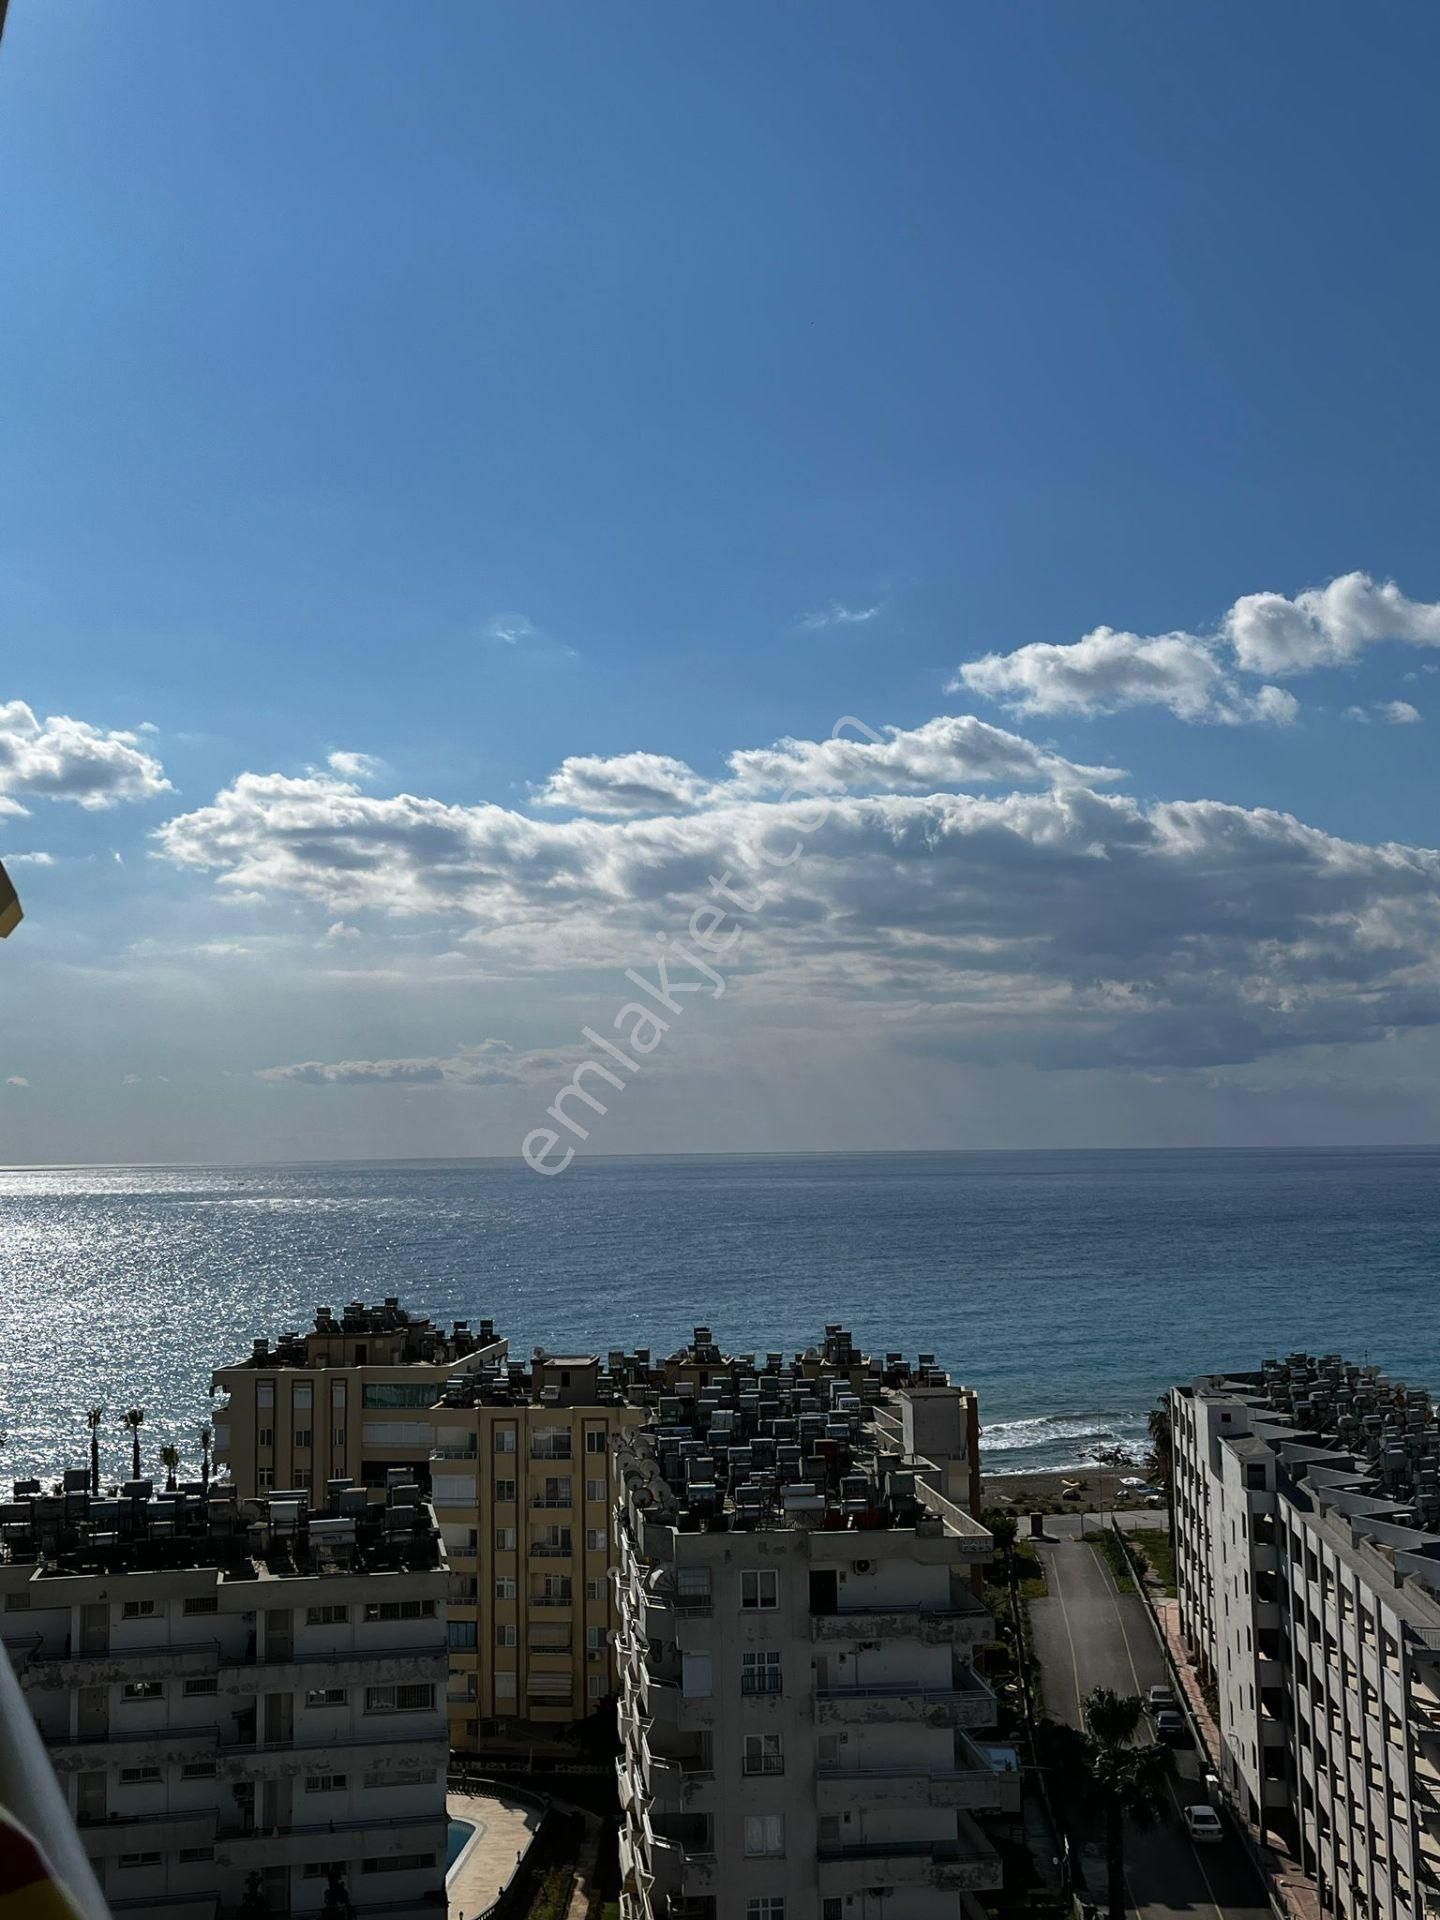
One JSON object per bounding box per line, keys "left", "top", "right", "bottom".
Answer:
{"left": 1087, "top": 1538, "right": 1226, "bottom": 1920}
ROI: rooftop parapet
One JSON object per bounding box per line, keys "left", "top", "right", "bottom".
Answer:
{"left": 215, "top": 1297, "right": 504, "bottom": 1373}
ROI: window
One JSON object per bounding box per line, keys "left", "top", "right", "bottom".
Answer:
{"left": 586, "top": 1479, "right": 606, "bottom": 1504}
{"left": 119, "top": 1853, "right": 162, "bottom": 1870}
{"left": 307, "top": 1603, "right": 349, "bottom": 1626}
{"left": 531, "top": 1427, "right": 572, "bottom": 1460}
{"left": 586, "top": 1529, "right": 607, "bottom": 1553}
{"left": 364, "top": 1767, "right": 435, "bottom": 1788}
{"left": 585, "top": 1429, "right": 608, "bottom": 1454}
{"left": 121, "top": 1600, "right": 156, "bottom": 1619}
{"left": 258, "top": 1466, "right": 274, "bottom": 1490}
{"left": 741, "top": 1649, "right": 782, "bottom": 1695}
{"left": 496, "top": 1527, "right": 517, "bottom": 1552}
{"left": 746, "top": 1901, "right": 784, "bottom": 1920}
{"left": 178, "top": 1847, "right": 214, "bottom": 1864}
{"left": 257, "top": 1382, "right": 275, "bottom": 1409}
{"left": 365, "top": 1683, "right": 435, "bottom": 1713}
{"left": 495, "top": 1576, "right": 517, "bottom": 1599}
{"left": 823, "top": 1903, "right": 842, "bottom": 1920}
{"left": 294, "top": 1428, "right": 313, "bottom": 1449}
{"left": 586, "top": 1578, "right": 604, "bottom": 1601}
{"left": 681, "top": 1651, "right": 713, "bottom": 1698}
{"left": 183, "top": 1676, "right": 218, "bottom": 1696}
{"left": 744, "top": 1733, "right": 783, "bottom": 1776}
{"left": 586, "top": 1626, "right": 607, "bottom": 1652}
{"left": 363, "top": 1599, "right": 435, "bottom": 1622}
{"left": 182, "top": 1595, "right": 217, "bottom": 1616}
{"left": 494, "top": 1427, "right": 517, "bottom": 1453}
{"left": 495, "top": 1477, "right": 517, "bottom": 1503}
{"left": 332, "top": 1427, "right": 346, "bottom": 1450}
{"left": 302, "top": 1860, "right": 346, "bottom": 1881}
{"left": 361, "top": 1854, "right": 435, "bottom": 1874}
{"left": 676, "top": 1568, "right": 711, "bottom": 1608}
{"left": 362, "top": 1383, "right": 438, "bottom": 1410}
{"left": 182, "top": 1761, "right": 217, "bottom": 1779}
{"left": 305, "top": 1773, "right": 348, "bottom": 1793}
{"left": 495, "top": 1672, "right": 517, "bottom": 1699}
{"left": 294, "top": 1384, "right": 313, "bottom": 1410}
{"left": 120, "top": 1766, "right": 161, "bottom": 1784}
{"left": 538, "top": 1576, "right": 571, "bottom": 1602}
{"left": 122, "top": 1681, "right": 163, "bottom": 1702}
{"left": 588, "top": 1674, "right": 604, "bottom": 1700}
{"left": 2, "top": 1593, "right": 29, "bottom": 1611}
{"left": 305, "top": 1687, "right": 347, "bottom": 1708}
{"left": 741, "top": 1570, "right": 779, "bottom": 1611}
{"left": 294, "top": 1467, "right": 313, "bottom": 1489}
{"left": 258, "top": 1428, "right": 274, "bottom": 1448}
{"left": 448, "top": 1620, "right": 478, "bottom": 1650}
{"left": 743, "top": 1815, "right": 784, "bottom": 1858}
{"left": 497, "top": 1624, "right": 518, "bottom": 1647}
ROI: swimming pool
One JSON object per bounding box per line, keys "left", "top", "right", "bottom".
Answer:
{"left": 446, "top": 1818, "right": 476, "bottom": 1872}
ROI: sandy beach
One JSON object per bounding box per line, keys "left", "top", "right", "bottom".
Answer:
{"left": 979, "top": 1464, "right": 1166, "bottom": 1514}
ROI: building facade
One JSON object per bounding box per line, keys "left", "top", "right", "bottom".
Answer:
{"left": 0, "top": 1467, "right": 449, "bottom": 1920}
{"left": 613, "top": 1334, "right": 1012, "bottom": 1920}
{"left": 1172, "top": 1354, "right": 1440, "bottom": 1920}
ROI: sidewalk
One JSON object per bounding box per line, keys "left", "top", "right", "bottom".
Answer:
{"left": 1154, "top": 1598, "right": 1321, "bottom": 1920}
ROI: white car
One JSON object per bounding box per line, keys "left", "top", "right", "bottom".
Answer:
{"left": 1184, "top": 1803, "right": 1223, "bottom": 1844}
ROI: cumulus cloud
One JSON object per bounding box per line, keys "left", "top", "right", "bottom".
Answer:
{"left": 1345, "top": 700, "right": 1421, "bottom": 726}
{"left": 257, "top": 1038, "right": 588, "bottom": 1088}
{"left": 327, "top": 750, "right": 385, "bottom": 781}
{"left": 155, "top": 746, "right": 1440, "bottom": 1074}
{"left": 5, "top": 1075, "right": 29, "bottom": 1089}
{"left": 955, "top": 572, "right": 1440, "bottom": 723}
{"left": 0, "top": 702, "right": 171, "bottom": 811}
{"left": 535, "top": 751, "right": 712, "bottom": 816}
{"left": 535, "top": 718, "right": 1120, "bottom": 817}
{"left": 3, "top": 850, "right": 55, "bottom": 867}
{"left": 956, "top": 628, "right": 1296, "bottom": 725}
{"left": 798, "top": 601, "right": 882, "bottom": 631}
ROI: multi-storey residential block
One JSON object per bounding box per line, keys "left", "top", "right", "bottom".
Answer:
{"left": 612, "top": 1333, "right": 1012, "bottom": 1920}
{"left": 1172, "top": 1354, "right": 1440, "bottom": 1920}
{"left": 0, "top": 1467, "right": 449, "bottom": 1920}
{"left": 212, "top": 1297, "right": 507, "bottom": 1498}
{"left": 429, "top": 1349, "right": 643, "bottom": 1746}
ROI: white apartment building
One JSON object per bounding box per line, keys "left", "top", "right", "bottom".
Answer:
{"left": 0, "top": 1467, "right": 450, "bottom": 1920}
{"left": 613, "top": 1337, "right": 1014, "bottom": 1920}
{"left": 1173, "top": 1354, "right": 1440, "bottom": 1920}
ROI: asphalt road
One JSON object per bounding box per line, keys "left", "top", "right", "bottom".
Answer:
{"left": 1029, "top": 1534, "right": 1271, "bottom": 1919}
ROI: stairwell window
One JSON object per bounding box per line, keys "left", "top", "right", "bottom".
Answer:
{"left": 585, "top": 1429, "right": 608, "bottom": 1454}
{"left": 495, "top": 1576, "right": 517, "bottom": 1599}
{"left": 586, "top": 1529, "right": 607, "bottom": 1553}
{"left": 743, "top": 1733, "right": 783, "bottom": 1776}
{"left": 495, "top": 1478, "right": 517, "bottom": 1504}
{"left": 496, "top": 1528, "right": 517, "bottom": 1552}
{"left": 585, "top": 1479, "right": 606, "bottom": 1504}
{"left": 741, "top": 1650, "right": 781, "bottom": 1695}
{"left": 741, "top": 1570, "right": 778, "bottom": 1611}
{"left": 496, "top": 1624, "right": 518, "bottom": 1648}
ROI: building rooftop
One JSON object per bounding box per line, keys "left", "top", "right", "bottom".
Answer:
{"left": 0, "top": 1471, "right": 444, "bottom": 1582}
{"left": 216, "top": 1296, "right": 503, "bottom": 1372}
{"left": 615, "top": 1325, "right": 981, "bottom": 1539}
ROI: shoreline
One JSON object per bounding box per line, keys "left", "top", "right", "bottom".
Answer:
{"left": 979, "top": 1463, "right": 1165, "bottom": 1514}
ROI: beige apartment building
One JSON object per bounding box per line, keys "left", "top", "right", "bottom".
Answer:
{"left": 0, "top": 1466, "right": 449, "bottom": 1920}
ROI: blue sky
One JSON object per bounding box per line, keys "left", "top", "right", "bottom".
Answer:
{"left": 2, "top": 1, "right": 1440, "bottom": 1162}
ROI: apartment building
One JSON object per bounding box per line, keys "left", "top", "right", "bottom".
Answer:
{"left": 0, "top": 1467, "right": 449, "bottom": 1920}
{"left": 1172, "top": 1353, "right": 1440, "bottom": 1920}
{"left": 429, "top": 1349, "right": 643, "bottom": 1746}
{"left": 212, "top": 1297, "right": 507, "bottom": 1498}
{"left": 613, "top": 1337, "right": 1013, "bottom": 1920}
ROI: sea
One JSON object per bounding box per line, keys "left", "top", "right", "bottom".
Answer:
{"left": 2, "top": 1148, "right": 1438, "bottom": 1493}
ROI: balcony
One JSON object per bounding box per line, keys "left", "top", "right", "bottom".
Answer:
{"left": 811, "top": 1600, "right": 995, "bottom": 1650}
{"left": 48, "top": 1722, "right": 221, "bottom": 1773}
{"left": 78, "top": 1806, "right": 220, "bottom": 1860}
{"left": 816, "top": 1827, "right": 1002, "bottom": 1895}
{"left": 22, "top": 1640, "right": 222, "bottom": 1692}
{"left": 816, "top": 1670, "right": 996, "bottom": 1730}
{"left": 529, "top": 1542, "right": 574, "bottom": 1560}
{"left": 817, "top": 1735, "right": 1020, "bottom": 1815}
{"left": 216, "top": 1811, "right": 446, "bottom": 1872}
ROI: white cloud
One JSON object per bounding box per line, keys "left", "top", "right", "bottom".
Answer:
{"left": 5, "top": 1075, "right": 29, "bottom": 1089}
{"left": 798, "top": 601, "right": 882, "bottom": 631}
{"left": 154, "top": 741, "right": 1440, "bottom": 1073}
{"left": 954, "top": 572, "right": 1440, "bottom": 723}
{"left": 257, "top": 1038, "right": 588, "bottom": 1088}
{"left": 485, "top": 613, "right": 537, "bottom": 645}
{"left": 327, "top": 750, "right": 385, "bottom": 781}
{"left": 535, "top": 717, "right": 1120, "bottom": 817}
{"left": 535, "top": 751, "right": 711, "bottom": 816}
{"left": 1227, "top": 573, "right": 1440, "bottom": 676}
{"left": 3, "top": 850, "right": 55, "bottom": 867}
{"left": 1345, "top": 700, "right": 1422, "bottom": 727}
{"left": 0, "top": 701, "right": 171, "bottom": 811}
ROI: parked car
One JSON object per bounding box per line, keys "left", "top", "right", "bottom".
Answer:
{"left": 1146, "top": 1684, "right": 1176, "bottom": 1710}
{"left": 1155, "top": 1708, "right": 1188, "bottom": 1742}
{"left": 1183, "top": 1803, "right": 1223, "bottom": 1844}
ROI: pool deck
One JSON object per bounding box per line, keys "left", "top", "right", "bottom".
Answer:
{"left": 446, "top": 1787, "right": 542, "bottom": 1920}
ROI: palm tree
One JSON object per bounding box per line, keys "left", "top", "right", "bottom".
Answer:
{"left": 199, "top": 1424, "right": 213, "bottom": 1490}
{"left": 86, "top": 1406, "right": 105, "bottom": 1495}
{"left": 1146, "top": 1394, "right": 1173, "bottom": 1498}
{"left": 122, "top": 1408, "right": 145, "bottom": 1482}
{"left": 159, "top": 1444, "right": 180, "bottom": 1492}
{"left": 1082, "top": 1687, "right": 1175, "bottom": 1920}
{"left": 983, "top": 1506, "right": 1019, "bottom": 1581}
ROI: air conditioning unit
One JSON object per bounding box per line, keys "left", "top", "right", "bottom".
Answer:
{"left": 854, "top": 1559, "right": 872, "bottom": 1574}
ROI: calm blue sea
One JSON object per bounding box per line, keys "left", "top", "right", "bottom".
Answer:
{"left": 2, "top": 1149, "right": 1438, "bottom": 1490}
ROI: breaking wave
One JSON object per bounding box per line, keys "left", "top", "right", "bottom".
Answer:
{"left": 981, "top": 1409, "right": 1152, "bottom": 1476}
